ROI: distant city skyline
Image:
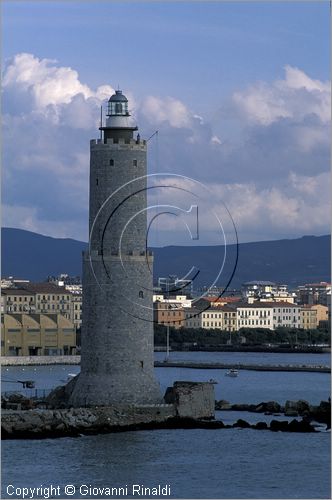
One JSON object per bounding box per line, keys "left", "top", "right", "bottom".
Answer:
{"left": 2, "top": 1, "right": 330, "bottom": 245}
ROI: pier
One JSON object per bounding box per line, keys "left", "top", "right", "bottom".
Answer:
{"left": 154, "top": 361, "right": 330, "bottom": 373}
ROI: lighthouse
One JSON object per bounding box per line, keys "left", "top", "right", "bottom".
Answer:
{"left": 69, "top": 90, "right": 161, "bottom": 406}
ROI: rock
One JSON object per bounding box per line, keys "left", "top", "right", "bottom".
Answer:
{"left": 295, "top": 400, "right": 310, "bottom": 414}
{"left": 5, "top": 403, "right": 22, "bottom": 410}
{"left": 254, "top": 421, "right": 268, "bottom": 430}
{"left": 284, "top": 400, "right": 310, "bottom": 416}
{"left": 308, "top": 400, "right": 331, "bottom": 429}
{"left": 215, "top": 400, "right": 231, "bottom": 410}
{"left": 45, "top": 386, "right": 67, "bottom": 408}
{"left": 288, "top": 419, "right": 316, "bottom": 433}
{"left": 55, "top": 423, "right": 66, "bottom": 431}
{"left": 284, "top": 409, "right": 298, "bottom": 417}
{"left": 8, "top": 393, "right": 25, "bottom": 403}
{"left": 270, "top": 420, "right": 289, "bottom": 432}
{"left": 255, "top": 401, "right": 281, "bottom": 413}
{"left": 233, "top": 419, "right": 251, "bottom": 428}
{"left": 231, "top": 404, "right": 253, "bottom": 412}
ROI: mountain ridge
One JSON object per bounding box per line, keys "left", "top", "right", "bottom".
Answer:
{"left": 1, "top": 227, "right": 330, "bottom": 288}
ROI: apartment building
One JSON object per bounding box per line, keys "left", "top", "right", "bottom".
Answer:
{"left": 300, "top": 304, "right": 329, "bottom": 329}
{"left": 237, "top": 302, "right": 301, "bottom": 330}
{"left": 2, "top": 283, "right": 83, "bottom": 331}
{"left": 296, "top": 282, "right": 331, "bottom": 306}
{"left": 1, "top": 289, "right": 36, "bottom": 314}
{"left": 242, "top": 281, "right": 295, "bottom": 304}
{"left": 185, "top": 305, "right": 238, "bottom": 331}
{"left": 153, "top": 301, "right": 185, "bottom": 329}
{"left": 185, "top": 308, "right": 202, "bottom": 329}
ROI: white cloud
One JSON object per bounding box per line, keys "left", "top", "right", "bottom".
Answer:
{"left": 233, "top": 65, "right": 330, "bottom": 126}
{"left": 3, "top": 53, "right": 114, "bottom": 110}
{"left": 141, "top": 95, "right": 192, "bottom": 128}
{"left": 210, "top": 135, "right": 222, "bottom": 145}
{"left": 2, "top": 53, "right": 330, "bottom": 243}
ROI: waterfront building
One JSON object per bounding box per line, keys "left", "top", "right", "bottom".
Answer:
{"left": 296, "top": 282, "right": 331, "bottom": 306}
{"left": 201, "top": 309, "right": 224, "bottom": 329}
{"left": 1, "top": 289, "right": 36, "bottom": 314}
{"left": 184, "top": 304, "right": 237, "bottom": 331}
{"left": 300, "top": 304, "right": 329, "bottom": 330}
{"left": 184, "top": 308, "right": 202, "bottom": 329}
{"left": 153, "top": 294, "right": 191, "bottom": 307}
{"left": 47, "top": 274, "right": 81, "bottom": 287}
{"left": 0, "top": 276, "right": 30, "bottom": 289}
{"left": 242, "top": 281, "right": 295, "bottom": 303}
{"left": 154, "top": 301, "right": 185, "bottom": 329}
{"left": 1, "top": 313, "right": 76, "bottom": 356}
{"left": 68, "top": 287, "right": 82, "bottom": 331}
{"left": 194, "top": 296, "right": 242, "bottom": 309}
{"left": 47, "top": 276, "right": 82, "bottom": 330}
{"left": 18, "top": 283, "right": 72, "bottom": 321}
{"left": 68, "top": 89, "right": 161, "bottom": 406}
{"left": 1, "top": 283, "right": 82, "bottom": 332}
{"left": 222, "top": 305, "right": 238, "bottom": 331}
{"left": 300, "top": 305, "right": 317, "bottom": 330}
{"left": 237, "top": 302, "right": 301, "bottom": 330}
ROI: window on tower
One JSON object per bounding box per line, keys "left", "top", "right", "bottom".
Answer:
{"left": 139, "top": 291, "right": 144, "bottom": 298}
{"left": 115, "top": 103, "right": 122, "bottom": 114}
{"left": 133, "top": 159, "right": 137, "bottom": 167}
{"left": 110, "top": 159, "right": 114, "bottom": 166}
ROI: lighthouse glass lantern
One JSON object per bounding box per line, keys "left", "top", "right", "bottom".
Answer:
{"left": 107, "top": 90, "right": 129, "bottom": 116}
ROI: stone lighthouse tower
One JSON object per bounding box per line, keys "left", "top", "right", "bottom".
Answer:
{"left": 69, "top": 90, "right": 161, "bottom": 407}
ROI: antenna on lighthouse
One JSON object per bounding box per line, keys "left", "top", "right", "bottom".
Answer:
{"left": 100, "top": 105, "right": 103, "bottom": 140}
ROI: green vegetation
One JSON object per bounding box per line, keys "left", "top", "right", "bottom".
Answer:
{"left": 154, "top": 324, "right": 331, "bottom": 348}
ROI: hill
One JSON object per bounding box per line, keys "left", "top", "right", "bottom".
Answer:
{"left": 1, "top": 228, "right": 330, "bottom": 288}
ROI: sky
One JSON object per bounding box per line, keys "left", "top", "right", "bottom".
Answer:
{"left": 2, "top": 1, "right": 331, "bottom": 247}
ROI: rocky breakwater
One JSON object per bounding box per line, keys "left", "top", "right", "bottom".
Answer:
{"left": 1, "top": 405, "right": 178, "bottom": 439}
{"left": 215, "top": 398, "right": 331, "bottom": 429}
{"left": 2, "top": 381, "right": 217, "bottom": 439}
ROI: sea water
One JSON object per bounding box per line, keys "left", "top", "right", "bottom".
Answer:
{"left": 1, "top": 352, "right": 331, "bottom": 499}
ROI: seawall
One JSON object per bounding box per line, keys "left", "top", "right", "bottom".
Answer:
{"left": 1, "top": 356, "right": 329, "bottom": 372}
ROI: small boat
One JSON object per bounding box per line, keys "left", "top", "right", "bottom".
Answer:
{"left": 225, "top": 369, "right": 239, "bottom": 377}
{"left": 208, "top": 378, "right": 218, "bottom": 384}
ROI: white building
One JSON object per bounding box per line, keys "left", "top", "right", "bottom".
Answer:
{"left": 242, "top": 281, "right": 295, "bottom": 304}
{"left": 153, "top": 294, "right": 192, "bottom": 308}
{"left": 237, "top": 302, "right": 301, "bottom": 330}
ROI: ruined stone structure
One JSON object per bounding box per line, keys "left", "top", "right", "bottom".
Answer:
{"left": 69, "top": 90, "right": 161, "bottom": 406}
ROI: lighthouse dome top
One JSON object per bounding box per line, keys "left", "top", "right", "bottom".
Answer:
{"left": 108, "top": 90, "right": 128, "bottom": 103}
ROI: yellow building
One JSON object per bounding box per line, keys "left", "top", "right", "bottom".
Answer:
{"left": 1, "top": 289, "right": 36, "bottom": 313}
{"left": 185, "top": 306, "right": 237, "bottom": 331}
{"left": 1, "top": 313, "right": 76, "bottom": 356}
{"left": 20, "top": 283, "right": 72, "bottom": 320}
{"left": 300, "top": 306, "right": 317, "bottom": 330}
{"left": 300, "top": 304, "right": 328, "bottom": 329}
{"left": 311, "top": 304, "right": 329, "bottom": 325}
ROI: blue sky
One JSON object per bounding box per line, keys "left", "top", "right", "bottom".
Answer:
{"left": 2, "top": 1, "right": 331, "bottom": 245}
{"left": 3, "top": 2, "right": 329, "bottom": 107}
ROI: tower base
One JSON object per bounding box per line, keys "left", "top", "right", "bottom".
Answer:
{"left": 68, "top": 371, "right": 162, "bottom": 408}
